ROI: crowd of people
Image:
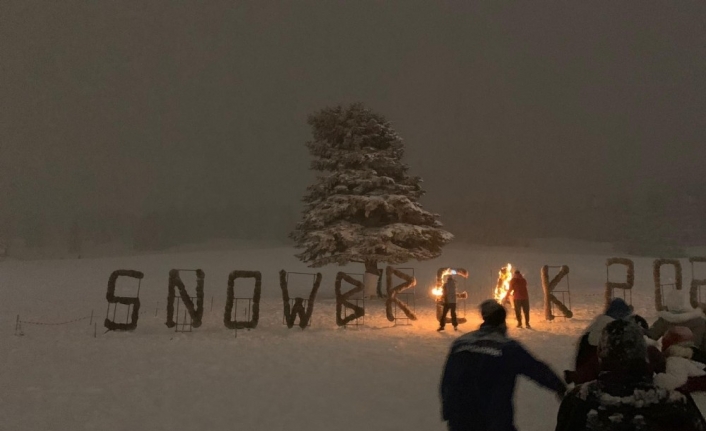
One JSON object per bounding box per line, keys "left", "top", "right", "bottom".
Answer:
{"left": 439, "top": 283, "right": 706, "bottom": 431}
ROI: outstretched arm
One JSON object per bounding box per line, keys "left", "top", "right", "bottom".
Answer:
{"left": 513, "top": 342, "right": 566, "bottom": 395}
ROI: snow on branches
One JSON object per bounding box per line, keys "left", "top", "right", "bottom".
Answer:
{"left": 291, "top": 103, "right": 453, "bottom": 269}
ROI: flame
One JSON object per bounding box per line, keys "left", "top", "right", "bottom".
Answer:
{"left": 494, "top": 263, "right": 513, "bottom": 303}
{"left": 432, "top": 269, "right": 455, "bottom": 299}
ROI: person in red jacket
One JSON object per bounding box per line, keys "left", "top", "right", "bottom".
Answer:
{"left": 507, "top": 270, "right": 530, "bottom": 329}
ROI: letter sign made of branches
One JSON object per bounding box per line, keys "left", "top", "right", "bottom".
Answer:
{"left": 541, "top": 265, "right": 572, "bottom": 320}
{"left": 605, "top": 258, "right": 634, "bottom": 309}
{"left": 105, "top": 269, "right": 143, "bottom": 331}
{"left": 166, "top": 269, "right": 205, "bottom": 329}
{"left": 335, "top": 272, "right": 365, "bottom": 327}
{"left": 653, "top": 258, "right": 683, "bottom": 312}
{"left": 690, "top": 257, "right": 706, "bottom": 309}
{"left": 435, "top": 267, "right": 469, "bottom": 284}
{"left": 385, "top": 266, "right": 417, "bottom": 322}
{"left": 434, "top": 268, "right": 468, "bottom": 324}
{"left": 279, "top": 270, "right": 322, "bottom": 329}
{"left": 224, "top": 270, "right": 262, "bottom": 330}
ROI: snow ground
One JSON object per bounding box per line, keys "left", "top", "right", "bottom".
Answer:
{"left": 1, "top": 242, "right": 705, "bottom": 430}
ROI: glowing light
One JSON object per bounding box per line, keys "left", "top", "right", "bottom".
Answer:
{"left": 494, "top": 263, "right": 513, "bottom": 303}
{"left": 432, "top": 268, "right": 455, "bottom": 299}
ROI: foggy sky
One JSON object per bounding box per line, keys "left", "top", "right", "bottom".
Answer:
{"left": 1, "top": 2, "right": 705, "bottom": 224}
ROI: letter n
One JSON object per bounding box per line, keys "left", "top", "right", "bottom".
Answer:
{"left": 224, "top": 270, "right": 262, "bottom": 330}
{"left": 105, "top": 270, "right": 143, "bottom": 331}
{"left": 166, "top": 269, "right": 205, "bottom": 328}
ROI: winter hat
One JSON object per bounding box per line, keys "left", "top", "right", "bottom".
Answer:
{"left": 598, "top": 319, "right": 647, "bottom": 372}
{"left": 661, "top": 326, "right": 694, "bottom": 352}
{"left": 480, "top": 300, "right": 506, "bottom": 326}
{"left": 665, "top": 289, "right": 691, "bottom": 313}
{"left": 605, "top": 298, "right": 631, "bottom": 320}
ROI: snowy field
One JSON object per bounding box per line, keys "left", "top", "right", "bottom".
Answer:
{"left": 2, "top": 240, "right": 706, "bottom": 430}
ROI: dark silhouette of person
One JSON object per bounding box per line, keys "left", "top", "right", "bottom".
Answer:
{"left": 507, "top": 270, "right": 530, "bottom": 328}
{"left": 438, "top": 274, "right": 458, "bottom": 331}
{"left": 441, "top": 300, "right": 566, "bottom": 431}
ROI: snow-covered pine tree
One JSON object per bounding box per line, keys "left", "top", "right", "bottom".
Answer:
{"left": 291, "top": 103, "right": 453, "bottom": 279}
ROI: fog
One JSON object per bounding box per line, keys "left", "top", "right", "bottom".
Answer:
{"left": 1, "top": 2, "right": 705, "bottom": 255}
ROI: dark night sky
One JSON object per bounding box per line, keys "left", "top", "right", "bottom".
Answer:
{"left": 1, "top": 2, "right": 705, "bottom": 223}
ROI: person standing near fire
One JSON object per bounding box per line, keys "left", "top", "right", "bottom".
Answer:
{"left": 437, "top": 273, "right": 458, "bottom": 331}
{"left": 507, "top": 270, "right": 530, "bottom": 329}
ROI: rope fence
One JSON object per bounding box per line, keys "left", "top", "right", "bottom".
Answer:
{"left": 573, "top": 293, "right": 607, "bottom": 297}
{"left": 18, "top": 315, "right": 92, "bottom": 326}
{"left": 14, "top": 309, "right": 152, "bottom": 337}
{"left": 14, "top": 311, "right": 96, "bottom": 337}
{"left": 13, "top": 296, "right": 219, "bottom": 337}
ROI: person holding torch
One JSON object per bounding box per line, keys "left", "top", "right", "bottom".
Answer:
{"left": 438, "top": 272, "right": 459, "bottom": 331}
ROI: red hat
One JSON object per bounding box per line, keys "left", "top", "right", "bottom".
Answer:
{"left": 661, "top": 326, "right": 694, "bottom": 352}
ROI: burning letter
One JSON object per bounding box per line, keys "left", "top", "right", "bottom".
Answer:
{"left": 494, "top": 264, "right": 513, "bottom": 303}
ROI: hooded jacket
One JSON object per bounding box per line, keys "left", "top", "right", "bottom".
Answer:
{"left": 440, "top": 323, "right": 565, "bottom": 431}
{"left": 573, "top": 299, "right": 633, "bottom": 372}
{"left": 647, "top": 290, "right": 706, "bottom": 350}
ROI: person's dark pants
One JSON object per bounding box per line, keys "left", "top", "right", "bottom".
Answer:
{"left": 447, "top": 418, "right": 502, "bottom": 431}
{"left": 514, "top": 299, "right": 530, "bottom": 326}
{"left": 446, "top": 419, "right": 466, "bottom": 431}
{"left": 440, "top": 303, "right": 458, "bottom": 328}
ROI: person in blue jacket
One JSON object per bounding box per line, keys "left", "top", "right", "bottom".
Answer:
{"left": 440, "top": 299, "right": 566, "bottom": 431}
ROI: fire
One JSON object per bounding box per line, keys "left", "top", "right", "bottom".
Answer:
{"left": 432, "top": 268, "right": 455, "bottom": 299}
{"left": 494, "top": 264, "right": 513, "bottom": 303}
